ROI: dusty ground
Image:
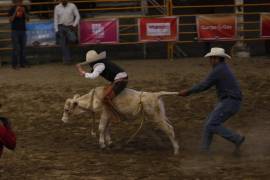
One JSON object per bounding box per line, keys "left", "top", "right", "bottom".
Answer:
{"left": 0, "top": 58, "right": 270, "bottom": 180}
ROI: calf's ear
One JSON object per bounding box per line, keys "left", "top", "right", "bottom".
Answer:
{"left": 73, "top": 94, "right": 80, "bottom": 100}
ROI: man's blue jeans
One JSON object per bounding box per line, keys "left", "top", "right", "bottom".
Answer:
{"left": 202, "top": 98, "right": 242, "bottom": 150}
{"left": 11, "top": 30, "right": 27, "bottom": 68}
{"left": 58, "top": 25, "right": 77, "bottom": 63}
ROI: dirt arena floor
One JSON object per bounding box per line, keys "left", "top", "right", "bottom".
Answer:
{"left": 0, "top": 58, "right": 270, "bottom": 179}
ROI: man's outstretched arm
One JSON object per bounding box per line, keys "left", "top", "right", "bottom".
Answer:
{"left": 179, "top": 70, "right": 218, "bottom": 96}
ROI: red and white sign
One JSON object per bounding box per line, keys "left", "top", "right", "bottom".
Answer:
{"left": 261, "top": 13, "right": 270, "bottom": 38}
{"left": 139, "top": 17, "right": 178, "bottom": 42}
{"left": 147, "top": 23, "right": 171, "bottom": 36}
{"left": 79, "top": 19, "right": 119, "bottom": 44}
{"left": 196, "top": 14, "right": 237, "bottom": 41}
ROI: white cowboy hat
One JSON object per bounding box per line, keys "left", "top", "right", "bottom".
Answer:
{"left": 80, "top": 50, "right": 106, "bottom": 65}
{"left": 204, "top": 47, "right": 231, "bottom": 59}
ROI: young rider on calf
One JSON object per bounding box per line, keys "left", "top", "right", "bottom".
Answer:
{"left": 76, "top": 50, "right": 128, "bottom": 121}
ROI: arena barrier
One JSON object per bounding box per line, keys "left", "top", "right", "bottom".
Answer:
{"left": 0, "top": 0, "right": 270, "bottom": 60}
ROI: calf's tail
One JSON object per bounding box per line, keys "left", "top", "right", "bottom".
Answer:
{"left": 156, "top": 91, "right": 179, "bottom": 98}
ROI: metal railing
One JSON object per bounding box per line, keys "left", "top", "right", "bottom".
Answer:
{"left": 0, "top": 0, "right": 270, "bottom": 59}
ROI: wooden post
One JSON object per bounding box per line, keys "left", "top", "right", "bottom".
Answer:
{"left": 141, "top": 1, "right": 147, "bottom": 59}
{"left": 167, "top": 0, "right": 174, "bottom": 60}
{"left": 143, "top": 44, "right": 147, "bottom": 59}
{"left": 167, "top": 42, "right": 174, "bottom": 60}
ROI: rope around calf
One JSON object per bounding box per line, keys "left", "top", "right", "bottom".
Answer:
{"left": 126, "top": 92, "right": 146, "bottom": 144}
{"left": 88, "top": 89, "right": 146, "bottom": 144}
{"left": 90, "top": 88, "right": 96, "bottom": 137}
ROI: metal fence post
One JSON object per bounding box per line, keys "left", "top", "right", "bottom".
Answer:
{"left": 233, "top": 0, "right": 250, "bottom": 58}
{"left": 167, "top": 0, "right": 174, "bottom": 60}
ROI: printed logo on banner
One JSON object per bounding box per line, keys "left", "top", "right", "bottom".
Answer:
{"left": 196, "top": 14, "right": 237, "bottom": 41}
{"left": 92, "top": 24, "right": 105, "bottom": 39}
{"left": 139, "top": 17, "right": 178, "bottom": 42}
{"left": 201, "top": 25, "right": 233, "bottom": 31}
{"left": 146, "top": 23, "right": 171, "bottom": 36}
{"left": 26, "top": 21, "right": 56, "bottom": 46}
{"left": 80, "top": 19, "right": 118, "bottom": 44}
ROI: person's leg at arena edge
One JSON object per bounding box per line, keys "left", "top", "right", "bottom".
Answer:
{"left": 59, "top": 25, "right": 71, "bottom": 64}
{"left": 201, "top": 99, "right": 242, "bottom": 151}
{"left": 18, "top": 31, "right": 27, "bottom": 67}
{"left": 66, "top": 26, "right": 77, "bottom": 43}
{"left": 11, "top": 31, "right": 20, "bottom": 69}
{"left": 103, "top": 79, "right": 128, "bottom": 121}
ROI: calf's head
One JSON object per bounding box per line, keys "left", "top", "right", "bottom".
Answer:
{"left": 61, "top": 94, "right": 82, "bottom": 123}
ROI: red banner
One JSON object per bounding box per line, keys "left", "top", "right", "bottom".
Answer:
{"left": 139, "top": 17, "right": 178, "bottom": 42}
{"left": 196, "top": 14, "right": 237, "bottom": 41}
{"left": 261, "top": 13, "right": 270, "bottom": 38}
{"left": 79, "top": 19, "right": 119, "bottom": 44}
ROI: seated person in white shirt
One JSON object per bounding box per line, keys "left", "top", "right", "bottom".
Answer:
{"left": 54, "top": 0, "right": 80, "bottom": 64}
{"left": 76, "top": 50, "right": 128, "bottom": 121}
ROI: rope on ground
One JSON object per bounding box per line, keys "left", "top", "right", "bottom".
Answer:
{"left": 126, "top": 92, "right": 145, "bottom": 144}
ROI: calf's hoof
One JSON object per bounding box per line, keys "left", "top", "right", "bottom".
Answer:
{"left": 100, "top": 144, "right": 106, "bottom": 149}
{"left": 173, "top": 144, "right": 179, "bottom": 155}
{"left": 91, "top": 132, "right": 97, "bottom": 137}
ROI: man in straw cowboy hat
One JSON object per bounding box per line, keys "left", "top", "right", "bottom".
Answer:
{"left": 179, "top": 47, "right": 245, "bottom": 154}
{"left": 76, "top": 50, "right": 128, "bottom": 121}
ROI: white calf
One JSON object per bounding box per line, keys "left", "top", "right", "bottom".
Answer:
{"left": 62, "top": 86, "right": 179, "bottom": 155}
